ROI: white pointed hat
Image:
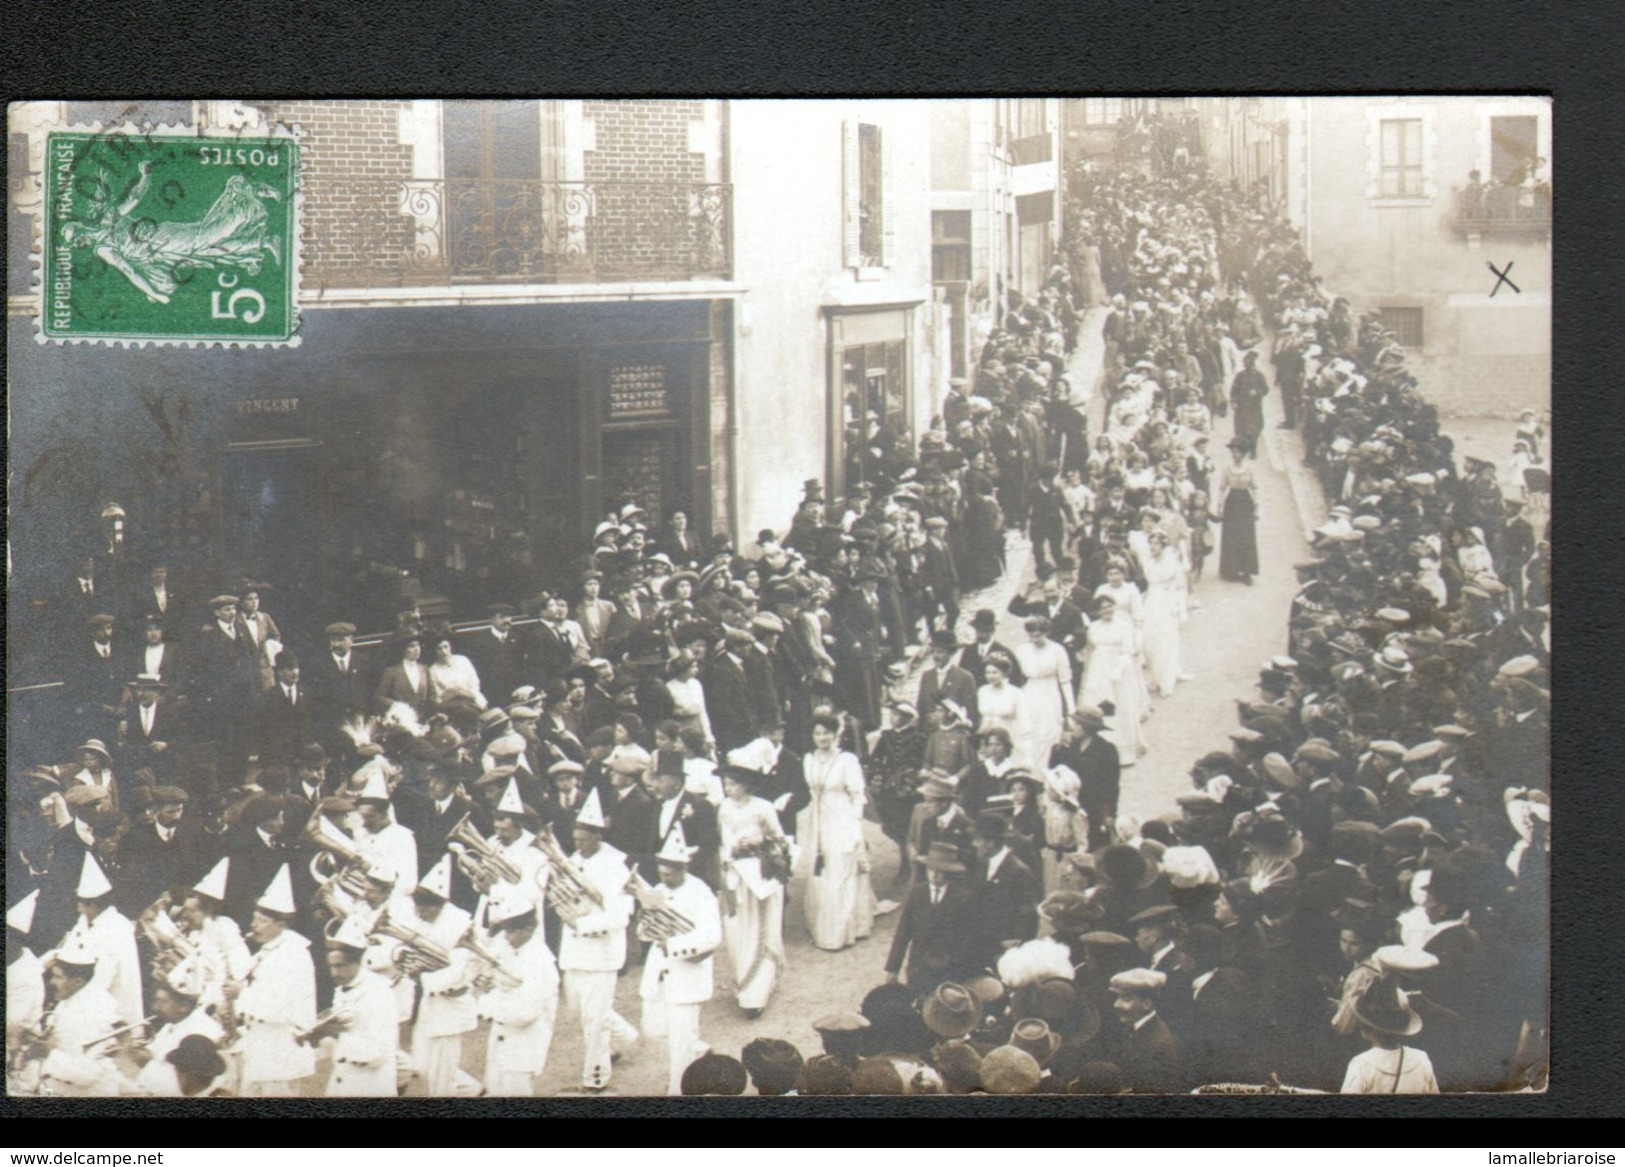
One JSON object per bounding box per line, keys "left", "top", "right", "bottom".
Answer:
{"left": 417, "top": 854, "right": 453, "bottom": 901}
{"left": 355, "top": 766, "right": 391, "bottom": 804}
{"left": 496, "top": 777, "right": 526, "bottom": 817}
{"left": 77, "top": 851, "right": 115, "bottom": 899}
{"left": 256, "top": 863, "right": 298, "bottom": 915}
{"left": 165, "top": 956, "right": 210, "bottom": 998}
{"left": 486, "top": 885, "right": 535, "bottom": 928}
{"left": 327, "top": 914, "right": 372, "bottom": 952}
{"left": 655, "top": 821, "right": 697, "bottom": 866}
{"left": 7, "top": 890, "right": 40, "bottom": 935}
{"left": 193, "top": 857, "right": 230, "bottom": 903}
{"left": 575, "top": 787, "right": 608, "bottom": 831}
{"left": 56, "top": 928, "right": 99, "bottom": 969}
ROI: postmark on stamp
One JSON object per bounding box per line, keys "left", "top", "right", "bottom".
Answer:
{"left": 40, "top": 125, "right": 301, "bottom": 345}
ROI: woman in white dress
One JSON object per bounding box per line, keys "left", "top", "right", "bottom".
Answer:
{"left": 663, "top": 654, "right": 714, "bottom": 745}
{"left": 717, "top": 767, "right": 789, "bottom": 1018}
{"left": 428, "top": 634, "right": 487, "bottom": 709}
{"left": 1141, "top": 531, "right": 1192, "bottom": 698}
{"left": 1080, "top": 596, "right": 1148, "bottom": 765}
{"left": 975, "top": 656, "right": 1034, "bottom": 768}
{"left": 799, "top": 714, "right": 876, "bottom": 952}
{"left": 1012, "top": 617, "right": 1074, "bottom": 770}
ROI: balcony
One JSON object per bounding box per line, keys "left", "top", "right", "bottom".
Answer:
{"left": 1009, "top": 133, "right": 1054, "bottom": 167}
{"left": 1451, "top": 185, "right": 1551, "bottom": 242}
{"left": 304, "top": 179, "right": 732, "bottom": 288}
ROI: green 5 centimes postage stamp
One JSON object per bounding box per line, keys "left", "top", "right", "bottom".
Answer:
{"left": 41, "top": 127, "right": 301, "bottom": 345}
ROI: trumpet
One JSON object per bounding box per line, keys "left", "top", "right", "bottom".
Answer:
{"left": 446, "top": 814, "right": 523, "bottom": 888}
{"left": 138, "top": 892, "right": 199, "bottom": 968}
{"left": 531, "top": 829, "right": 606, "bottom": 926}
{"left": 293, "top": 1007, "right": 350, "bottom": 1046}
{"left": 626, "top": 871, "right": 696, "bottom": 943}
{"left": 455, "top": 928, "right": 523, "bottom": 990}
{"left": 371, "top": 910, "right": 452, "bottom": 978}
{"left": 83, "top": 1014, "right": 159, "bottom": 1053}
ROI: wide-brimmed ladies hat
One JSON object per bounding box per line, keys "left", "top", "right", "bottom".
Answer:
{"left": 1093, "top": 843, "right": 1160, "bottom": 890}
{"left": 1350, "top": 979, "right": 1424, "bottom": 1037}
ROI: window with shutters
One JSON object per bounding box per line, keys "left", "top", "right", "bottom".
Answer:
{"left": 857, "top": 123, "right": 885, "bottom": 266}
{"left": 844, "top": 120, "right": 892, "bottom": 271}
{"left": 932, "top": 211, "right": 972, "bottom": 283}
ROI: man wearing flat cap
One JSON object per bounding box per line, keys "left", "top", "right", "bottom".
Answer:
{"left": 1110, "top": 968, "right": 1180, "bottom": 1093}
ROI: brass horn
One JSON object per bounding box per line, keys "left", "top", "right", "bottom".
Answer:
{"left": 455, "top": 927, "right": 522, "bottom": 990}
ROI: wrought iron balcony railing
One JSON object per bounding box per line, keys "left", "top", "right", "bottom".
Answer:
{"left": 304, "top": 178, "right": 732, "bottom": 287}
{"left": 1451, "top": 186, "right": 1551, "bottom": 239}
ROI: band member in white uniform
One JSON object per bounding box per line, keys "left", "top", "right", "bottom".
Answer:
{"left": 318, "top": 915, "right": 402, "bottom": 1096}
{"left": 556, "top": 789, "right": 639, "bottom": 1092}
{"left": 126, "top": 957, "right": 225, "bottom": 1096}
{"left": 404, "top": 856, "right": 481, "bottom": 1097}
{"left": 30, "top": 931, "right": 123, "bottom": 1097}
{"left": 474, "top": 889, "right": 560, "bottom": 1096}
{"left": 639, "top": 824, "right": 723, "bottom": 1095}
{"left": 227, "top": 865, "right": 317, "bottom": 1097}
{"left": 6, "top": 892, "right": 47, "bottom": 1059}
{"left": 59, "top": 853, "right": 143, "bottom": 1027}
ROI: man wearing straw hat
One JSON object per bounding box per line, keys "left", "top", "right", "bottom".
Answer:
{"left": 228, "top": 864, "right": 317, "bottom": 1097}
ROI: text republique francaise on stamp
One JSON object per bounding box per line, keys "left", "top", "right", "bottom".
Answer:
{"left": 39, "top": 124, "right": 301, "bottom": 346}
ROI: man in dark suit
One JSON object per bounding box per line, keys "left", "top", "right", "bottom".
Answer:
{"left": 916, "top": 630, "right": 978, "bottom": 728}
{"left": 705, "top": 631, "right": 756, "bottom": 755}
{"left": 1111, "top": 968, "right": 1182, "bottom": 1093}
{"left": 1027, "top": 463, "right": 1076, "bottom": 579}
{"left": 114, "top": 786, "right": 213, "bottom": 916}
{"left": 285, "top": 743, "right": 341, "bottom": 811}
{"left": 643, "top": 757, "right": 719, "bottom": 888}
{"left": 1131, "top": 904, "right": 1198, "bottom": 1043}
{"left": 528, "top": 594, "right": 577, "bottom": 684}
{"left": 1049, "top": 706, "right": 1121, "bottom": 849}
{"left": 126, "top": 564, "right": 185, "bottom": 643}
{"left": 117, "top": 674, "right": 184, "bottom": 786}
{"left": 397, "top": 766, "right": 488, "bottom": 912}
{"left": 834, "top": 570, "right": 888, "bottom": 729}
{"left": 192, "top": 595, "right": 258, "bottom": 772}
{"left": 884, "top": 841, "right": 976, "bottom": 994}
{"left": 603, "top": 759, "right": 659, "bottom": 872}
{"left": 222, "top": 795, "right": 292, "bottom": 928}
{"left": 967, "top": 811, "right": 1041, "bottom": 973}
{"left": 250, "top": 650, "right": 317, "bottom": 768}
{"left": 916, "top": 516, "right": 960, "bottom": 635}
{"left": 957, "top": 609, "right": 1025, "bottom": 689}
{"left": 1183, "top": 924, "right": 1255, "bottom": 1087}
{"left": 306, "top": 622, "right": 370, "bottom": 718}
{"left": 72, "top": 613, "right": 126, "bottom": 741}
{"left": 464, "top": 604, "right": 526, "bottom": 708}
{"left": 62, "top": 557, "right": 106, "bottom": 627}
{"left": 742, "top": 616, "right": 786, "bottom": 742}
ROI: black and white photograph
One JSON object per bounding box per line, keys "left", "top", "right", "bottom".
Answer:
{"left": 5, "top": 96, "right": 1551, "bottom": 1099}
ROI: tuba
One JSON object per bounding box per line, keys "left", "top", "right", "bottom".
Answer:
{"left": 370, "top": 909, "right": 452, "bottom": 978}
{"left": 530, "top": 829, "right": 607, "bottom": 926}
{"left": 445, "top": 814, "right": 523, "bottom": 887}
{"left": 455, "top": 928, "right": 523, "bottom": 990}
{"left": 626, "top": 870, "right": 697, "bottom": 943}
{"left": 303, "top": 807, "right": 376, "bottom": 916}
{"left": 137, "top": 891, "right": 198, "bottom": 970}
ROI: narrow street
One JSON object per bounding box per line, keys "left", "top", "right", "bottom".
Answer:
{"left": 524, "top": 323, "right": 1324, "bottom": 1095}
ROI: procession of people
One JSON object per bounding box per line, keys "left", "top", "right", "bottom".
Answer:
{"left": 6, "top": 154, "right": 1547, "bottom": 1097}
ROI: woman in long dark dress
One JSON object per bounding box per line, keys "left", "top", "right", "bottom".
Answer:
{"left": 961, "top": 451, "right": 1005, "bottom": 591}
{"left": 1214, "top": 437, "right": 1260, "bottom": 584}
{"left": 1229, "top": 350, "right": 1269, "bottom": 450}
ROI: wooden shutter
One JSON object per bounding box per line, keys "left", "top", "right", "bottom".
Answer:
{"left": 880, "top": 123, "right": 896, "bottom": 269}
{"left": 842, "top": 119, "right": 861, "bottom": 269}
